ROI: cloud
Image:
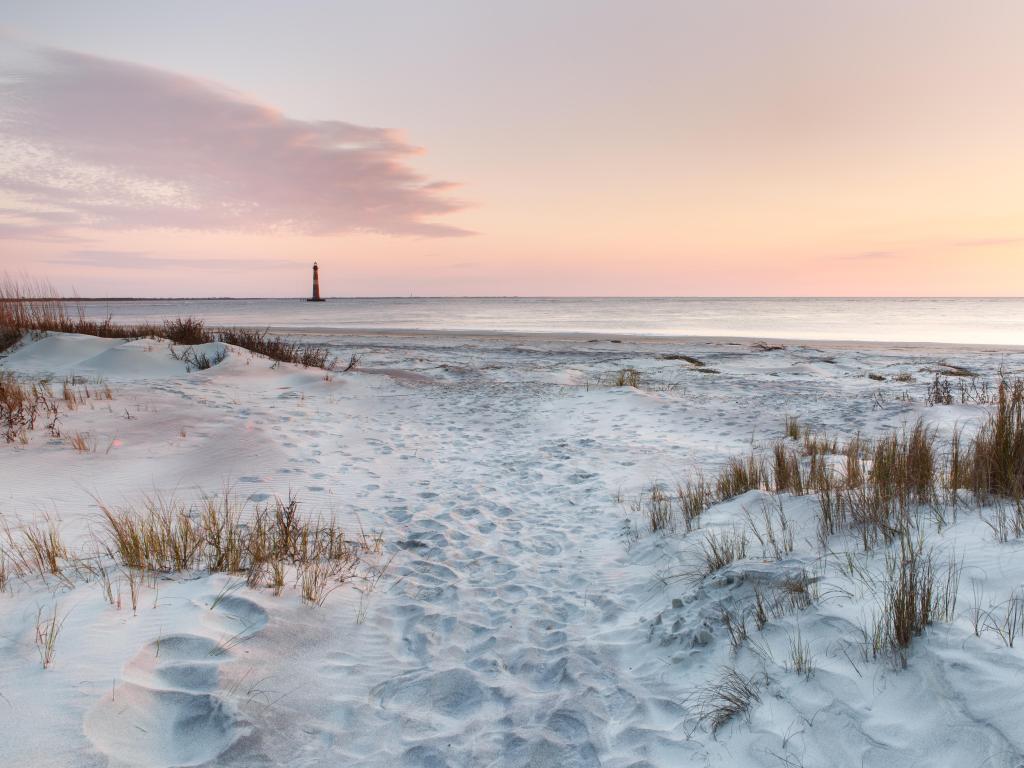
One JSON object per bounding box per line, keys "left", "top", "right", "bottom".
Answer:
{"left": 0, "top": 39, "right": 470, "bottom": 240}
{"left": 46, "top": 250, "right": 302, "bottom": 270}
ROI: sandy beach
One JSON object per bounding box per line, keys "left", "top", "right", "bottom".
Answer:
{"left": 2, "top": 329, "right": 1023, "bottom": 767}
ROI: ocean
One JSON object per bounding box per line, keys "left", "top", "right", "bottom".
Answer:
{"left": 76, "top": 297, "right": 1024, "bottom": 346}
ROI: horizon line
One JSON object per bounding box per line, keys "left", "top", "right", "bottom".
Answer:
{"left": 53, "top": 295, "right": 1024, "bottom": 301}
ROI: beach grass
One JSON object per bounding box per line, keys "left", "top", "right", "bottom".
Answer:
{"left": 1, "top": 275, "right": 337, "bottom": 369}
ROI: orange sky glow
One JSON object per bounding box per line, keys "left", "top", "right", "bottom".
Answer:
{"left": 2, "top": 2, "right": 1023, "bottom": 296}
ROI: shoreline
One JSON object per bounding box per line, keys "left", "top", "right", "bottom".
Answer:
{"left": 267, "top": 325, "right": 1024, "bottom": 354}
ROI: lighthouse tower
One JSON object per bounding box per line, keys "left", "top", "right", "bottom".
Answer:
{"left": 307, "top": 261, "right": 325, "bottom": 302}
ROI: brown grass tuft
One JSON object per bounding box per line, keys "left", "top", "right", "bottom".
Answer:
{"left": 97, "top": 492, "right": 369, "bottom": 607}
{"left": 716, "top": 454, "right": 766, "bottom": 500}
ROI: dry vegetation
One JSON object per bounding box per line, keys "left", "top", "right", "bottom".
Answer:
{"left": 0, "top": 372, "right": 61, "bottom": 443}
{"left": 1, "top": 372, "right": 116, "bottom": 445}
{"left": 96, "top": 492, "right": 380, "bottom": 605}
{"left": 638, "top": 380, "right": 1024, "bottom": 545}
{"left": 634, "top": 376, "right": 1024, "bottom": 694}
{"left": 688, "top": 667, "right": 764, "bottom": 734}
{"left": 0, "top": 275, "right": 338, "bottom": 370}
{"left": 218, "top": 327, "right": 336, "bottom": 369}
{"left": 0, "top": 491, "right": 383, "bottom": 642}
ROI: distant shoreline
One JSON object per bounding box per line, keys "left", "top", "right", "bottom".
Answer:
{"left": 43, "top": 295, "right": 1024, "bottom": 301}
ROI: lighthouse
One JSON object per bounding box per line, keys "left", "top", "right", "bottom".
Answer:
{"left": 307, "top": 261, "right": 325, "bottom": 302}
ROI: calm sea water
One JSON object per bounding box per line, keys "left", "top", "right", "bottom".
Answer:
{"left": 77, "top": 297, "right": 1024, "bottom": 346}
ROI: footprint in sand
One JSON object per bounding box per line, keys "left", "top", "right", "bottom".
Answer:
{"left": 84, "top": 595, "right": 267, "bottom": 768}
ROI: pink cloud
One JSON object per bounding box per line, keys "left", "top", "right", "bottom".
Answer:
{"left": 0, "top": 41, "right": 470, "bottom": 239}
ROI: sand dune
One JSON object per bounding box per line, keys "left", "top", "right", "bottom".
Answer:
{"left": 2, "top": 331, "right": 1024, "bottom": 766}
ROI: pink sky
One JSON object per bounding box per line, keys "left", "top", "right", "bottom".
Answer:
{"left": 2, "top": 2, "right": 1024, "bottom": 296}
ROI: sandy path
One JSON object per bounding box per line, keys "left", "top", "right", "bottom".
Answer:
{"left": 288, "top": 379, "right": 664, "bottom": 767}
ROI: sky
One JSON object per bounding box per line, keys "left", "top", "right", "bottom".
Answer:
{"left": 1, "top": 1, "right": 1023, "bottom": 297}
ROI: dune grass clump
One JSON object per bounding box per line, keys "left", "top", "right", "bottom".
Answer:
{"left": 0, "top": 275, "right": 73, "bottom": 346}
{"left": 162, "top": 317, "right": 213, "bottom": 345}
{"left": 843, "top": 435, "right": 867, "bottom": 487}
{"left": 743, "top": 497, "right": 793, "bottom": 561}
{"left": 609, "top": 367, "right": 642, "bottom": 388}
{"left": 689, "top": 667, "right": 764, "bottom": 733}
{"left": 677, "top": 474, "right": 714, "bottom": 531}
{"left": 786, "top": 628, "right": 816, "bottom": 679}
{"left": 867, "top": 534, "right": 960, "bottom": 668}
{"left": 0, "top": 276, "right": 212, "bottom": 347}
{"left": 636, "top": 484, "right": 674, "bottom": 533}
{"left": 0, "top": 373, "right": 62, "bottom": 443}
{"left": 805, "top": 421, "right": 940, "bottom": 550}
{"left": 802, "top": 431, "right": 838, "bottom": 458}
{"left": 869, "top": 421, "right": 938, "bottom": 508}
{"left": 784, "top": 416, "right": 801, "bottom": 440}
{"left": 983, "top": 591, "right": 1024, "bottom": 648}
{"left": 98, "top": 492, "right": 372, "bottom": 606}
{"left": 16, "top": 518, "right": 70, "bottom": 578}
{"left": 99, "top": 495, "right": 204, "bottom": 572}
{"left": 698, "top": 528, "right": 748, "bottom": 575}
{"left": 170, "top": 344, "right": 228, "bottom": 372}
{"left": 771, "top": 443, "right": 805, "bottom": 496}
{"left": 955, "top": 378, "right": 1024, "bottom": 502}
{"left": 1, "top": 516, "right": 75, "bottom": 587}
{"left": 716, "top": 454, "right": 766, "bottom": 500}
{"left": 217, "top": 327, "right": 335, "bottom": 370}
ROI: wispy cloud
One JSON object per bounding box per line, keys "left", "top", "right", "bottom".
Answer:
{"left": 0, "top": 39, "right": 470, "bottom": 240}
{"left": 46, "top": 250, "right": 302, "bottom": 270}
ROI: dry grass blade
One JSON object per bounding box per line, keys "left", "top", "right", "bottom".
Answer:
{"left": 35, "top": 604, "right": 68, "bottom": 669}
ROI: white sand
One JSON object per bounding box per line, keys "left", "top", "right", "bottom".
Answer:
{"left": 1, "top": 331, "right": 1023, "bottom": 767}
